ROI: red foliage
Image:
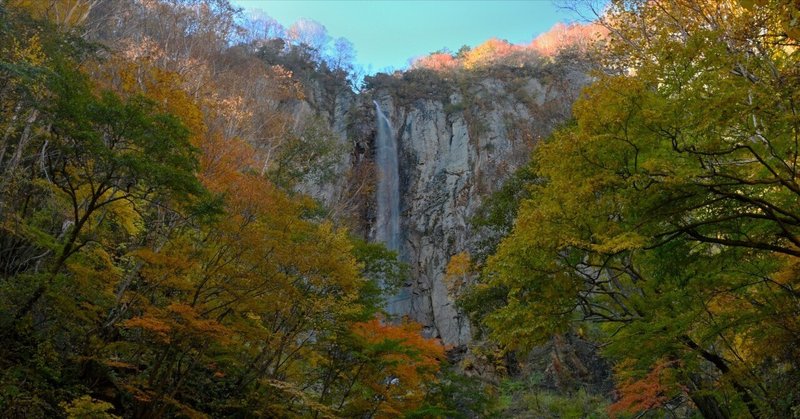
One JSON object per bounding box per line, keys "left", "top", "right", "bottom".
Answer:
{"left": 609, "top": 360, "right": 680, "bottom": 417}
{"left": 411, "top": 52, "right": 458, "bottom": 71}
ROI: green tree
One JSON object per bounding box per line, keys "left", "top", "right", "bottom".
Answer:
{"left": 472, "top": 0, "right": 800, "bottom": 417}
{"left": 9, "top": 66, "right": 203, "bottom": 323}
{"left": 0, "top": 2, "right": 445, "bottom": 417}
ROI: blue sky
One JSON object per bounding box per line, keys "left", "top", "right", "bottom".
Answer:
{"left": 231, "top": 0, "right": 581, "bottom": 72}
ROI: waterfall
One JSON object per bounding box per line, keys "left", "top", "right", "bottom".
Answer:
{"left": 374, "top": 101, "right": 400, "bottom": 252}
{"left": 374, "top": 101, "right": 408, "bottom": 315}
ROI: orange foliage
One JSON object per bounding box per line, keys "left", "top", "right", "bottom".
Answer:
{"left": 529, "top": 22, "right": 608, "bottom": 57}
{"left": 121, "top": 303, "right": 231, "bottom": 346}
{"left": 412, "top": 22, "right": 607, "bottom": 71}
{"left": 166, "top": 303, "right": 232, "bottom": 342}
{"left": 122, "top": 314, "right": 173, "bottom": 343}
{"left": 198, "top": 133, "right": 256, "bottom": 194}
{"left": 411, "top": 52, "right": 458, "bottom": 71}
{"left": 351, "top": 318, "right": 445, "bottom": 417}
{"left": 609, "top": 359, "right": 681, "bottom": 417}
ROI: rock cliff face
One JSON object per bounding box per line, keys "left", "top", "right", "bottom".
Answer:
{"left": 296, "top": 62, "right": 589, "bottom": 346}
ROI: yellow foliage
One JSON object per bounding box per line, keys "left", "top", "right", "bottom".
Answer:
{"left": 590, "top": 232, "right": 647, "bottom": 254}
{"left": 92, "top": 60, "right": 207, "bottom": 146}
{"left": 463, "top": 38, "right": 518, "bottom": 69}
{"left": 444, "top": 251, "right": 472, "bottom": 297}
{"left": 9, "top": 33, "right": 45, "bottom": 67}
{"left": 9, "top": 0, "right": 97, "bottom": 27}
{"left": 60, "top": 395, "right": 120, "bottom": 419}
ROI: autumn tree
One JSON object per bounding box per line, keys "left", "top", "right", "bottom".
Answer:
{"left": 0, "top": 2, "right": 444, "bottom": 417}
{"left": 469, "top": 0, "right": 800, "bottom": 417}
{"left": 339, "top": 319, "right": 445, "bottom": 417}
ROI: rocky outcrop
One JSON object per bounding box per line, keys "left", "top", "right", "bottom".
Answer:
{"left": 295, "top": 62, "right": 589, "bottom": 346}
{"left": 367, "top": 65, "right": 588, "bottom": 345}
{"left": 290, "top": 81, "right": 356, "bottom": 209}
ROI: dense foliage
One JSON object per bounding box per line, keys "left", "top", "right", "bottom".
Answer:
{"left": 463, "top": 0, "right": 800, "bottom": 417}
{"left": 6, "top": 0, "right": 800, "bottom": 418}
{"left": 0, "top": 1, "right": 449, "bottom": 417}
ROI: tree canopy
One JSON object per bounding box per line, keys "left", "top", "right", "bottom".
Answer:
{"left": 463, "top": 0, "right": 800, "bottom": 417}
{"left": 0, "top": 1, "right": 447, "bottom": 417}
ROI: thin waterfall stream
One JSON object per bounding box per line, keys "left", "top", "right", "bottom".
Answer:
{"left": 374, "top": 101, "right": 409, "bottom": 315}
{"left": 374, "top": 101, "right": 400, "bottom": 251}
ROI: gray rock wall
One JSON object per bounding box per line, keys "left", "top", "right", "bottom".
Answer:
{"left": 297, "top": 66, "right": 587, "bottom": 346}
{"left": 374, "top": 70, "right": 583, "bottom": 345}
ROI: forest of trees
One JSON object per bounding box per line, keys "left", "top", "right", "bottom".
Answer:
{"left": 2, "top": 0, "right": 800, "bottom": 418}
{"left": 459, "top": 0, "right": 800, "bottom": 417}
{"left": 0, "top": 1, "right": 455, "bottom": 417}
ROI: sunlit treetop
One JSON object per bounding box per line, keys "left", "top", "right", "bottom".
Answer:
{"left": 411, "top": 22, "right": 608, "bottom": 71}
